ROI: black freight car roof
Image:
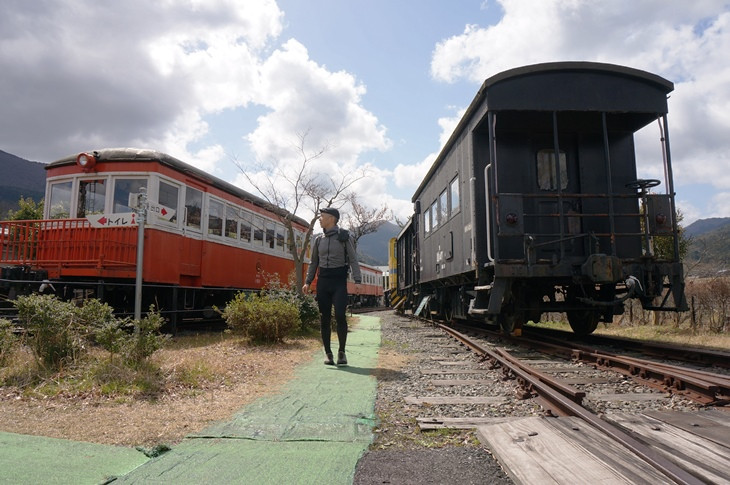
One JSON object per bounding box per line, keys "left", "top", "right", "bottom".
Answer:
{"left": 412, "top": 62, "right": 674, "bottom": 202}
{"left": 46, "top": 147, "right": 308, "bottom": 227}
{"left": 482, "top": 61, "right": 673, "bottom": 112}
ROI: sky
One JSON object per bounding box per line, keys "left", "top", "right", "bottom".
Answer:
{"left": 2, "top": 0, "right": 729, "bottom": 225}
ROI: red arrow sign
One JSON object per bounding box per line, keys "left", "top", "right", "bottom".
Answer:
{"left": 86, "top": 213, "right": 138, "bottom": 228}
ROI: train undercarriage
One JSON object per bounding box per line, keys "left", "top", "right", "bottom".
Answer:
{"left": 395, "top": 257, "right": 686, "bottom": 337}
{"left": 0, "top": 265, "right": 240, "bottom": 332}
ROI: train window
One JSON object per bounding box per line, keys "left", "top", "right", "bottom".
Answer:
{"left": 439, "top": 190, "right": 448, "bottom": 224}
{"left": 285, "top": 230, "right": 293, "bottom": 253}
{"left": 77, "top": 179, "right": 106, "bottom": 217}
{"left": 424, "top": 207, "right": 431, "bottom": 235}
{"left": 208, "top": 199, "right": 224, "bottom": 236}
{"left": 253, "top": 216, "right": 264, "bottom": 246}
{"left": 158, "top": 180, "right": 179, "bottom": 224}
{"left": 113, "top": 178, "right": 147, "bottom": 213}
{"left": 48, "top": 181, "right": 73, "bottom": 219}
{"left": 537, "top": 149, "right": 568, "bottom": 191}
{"left": 225, "top": 205, "right": 238, "bottom": 239}
{"left": 277, "top": 228, "right": 285, "bottom": 251}
{"left": 239, "top": 212, "right": 252, "bottom": 243}
{"left": 185, "top": 187, "right": 203, "bottom": 230}
{"left": 266, "top": 221, "right": 275, "bottom": 249}
{"left": 449, "top": 176, "right": 459, "bottom": 216}
{"left": 430, "top": 200, "right": 439, "bottom": 230}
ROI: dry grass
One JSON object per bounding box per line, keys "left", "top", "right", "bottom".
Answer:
{"left": 533, "top": 319, "right": 730, "bottom": 350}
{"left": 0, "top": 332, "right": 321, "bottom": 447}
{"left": 593, "top": 324, "right": 730, "bottom": 349}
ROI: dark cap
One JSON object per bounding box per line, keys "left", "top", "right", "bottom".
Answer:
{"left": 320, "top": 207, "right": 340, "bottom": 220}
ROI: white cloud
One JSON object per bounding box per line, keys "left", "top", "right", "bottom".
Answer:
{"left": 0, "top": 0, "right": 395, "bottom": 223}
{"left": 428, "top": 0, "right": 730, "bottom": 216}
{"left": 709, "top": 192, "right": 730, "bottom": 218}
{"left": 392, "top": 107, "right": 464, "bottom": 194}
{"left": 0, "top": 0, "right": 285, "bottom": 164}
{"left": 247, "top": 39, "right": 391, "bottom": 166}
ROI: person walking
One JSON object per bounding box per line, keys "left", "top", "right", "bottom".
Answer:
{"left": 302, "top": 207, "right": 361, "bottom": 366}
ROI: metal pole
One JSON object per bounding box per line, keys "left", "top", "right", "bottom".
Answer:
{"left": 134, "top": 187, "right": 147, "bottom": 323}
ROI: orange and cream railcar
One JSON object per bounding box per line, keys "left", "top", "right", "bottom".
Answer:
{"left": 347, "top": 262, "right": 384, "bottom": 307}
{"left": 0, "top": 148, "right": 310, "bottom": 326}
{"left": 308, "top": 261, "right": 384, "bottom": 308}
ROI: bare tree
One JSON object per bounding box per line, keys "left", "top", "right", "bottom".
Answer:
{"left": 342, "top": 195, "right": 391, "bottom": 246}
{"left": 393, "top": 214, "right": 411, "bottom": 229}
{"left": 232, "top": 131, "right": 368, "bottom": 293}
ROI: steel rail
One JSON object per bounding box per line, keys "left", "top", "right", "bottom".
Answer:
{"left": 522, "top": 326, "right": 730, "bottom": 368}
{"left": 438, "top": 323, "right": 706, "bottom": 485}
{"left": 455, "top": 321, "right": 729, "bottom": 406}
{"left": 585, "top": 351, "right": 730, "bottom": 405}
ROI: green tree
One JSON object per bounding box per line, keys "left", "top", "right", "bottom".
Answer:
{"left": 654, "top": 209, "right": 691, "bottom": 261}
{"left": 7, "top": 196, "right": 44, "bottom": 220}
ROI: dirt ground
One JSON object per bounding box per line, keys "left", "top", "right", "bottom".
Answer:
{"left": 0, "top": 334, "right": 324, "bottom": 447}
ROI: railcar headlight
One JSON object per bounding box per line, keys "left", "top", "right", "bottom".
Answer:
{"left": 655, "top": 214, "right": 667, "bottom": 225}
{"left": 505, "top": 213, "right": 519, "bottom": 225}
{"left": 76, "top": 152, "right": 97, "bottom": 171}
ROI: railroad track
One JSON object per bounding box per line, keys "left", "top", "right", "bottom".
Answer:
{"left": 450, "top": 322, "right": 730, "bottom": 407}
{"left": 432, "top": 322, "right": 729, "bottom": 484}
{"left": 374, "top": 311, "right": 729, "bottom": 484}
{"left": 522, "top": 325, "right": 730, "bottom": 368}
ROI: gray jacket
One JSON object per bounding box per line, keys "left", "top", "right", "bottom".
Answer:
{"left": 305, "top": 226, "right": 362, "bottom": 284}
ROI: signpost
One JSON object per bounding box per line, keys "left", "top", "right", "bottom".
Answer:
{"left": 133, "top": 188, "right": 147, "bottom": 324}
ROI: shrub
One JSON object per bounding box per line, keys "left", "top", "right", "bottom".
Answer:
{"left": 686, "top": 277, "right": 730, "bottom": 333}
{"left": 14, "top": 294, "right": 80, "bottom": 370}
{"left": 122, "top": 306, "right": 169, "bottom": 368}
{"left": 297, "top": 293, "right": 320, "bottom": 332}
{"left": 0, "top": 318, "right": 16, "bottom": 367}
{"left": 222, "top": 292, "right": 299, "bottom": 343}
{"left": 258, "top": 273, "right": 320, "bottom": 332}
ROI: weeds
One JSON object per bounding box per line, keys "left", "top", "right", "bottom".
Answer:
{"left": 1, "top": 296, "right": 170, "bottom": 397}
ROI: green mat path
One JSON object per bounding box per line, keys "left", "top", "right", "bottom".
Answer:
{"left": 117, "top": 314, "right": 381, "bottom": 483}
{"left": 0, "top": 314, "right": 381, "bottom": 484}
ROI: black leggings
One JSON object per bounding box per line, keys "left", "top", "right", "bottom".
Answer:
{"left": 316, "top": 276, "right": 348, "bottom": 354}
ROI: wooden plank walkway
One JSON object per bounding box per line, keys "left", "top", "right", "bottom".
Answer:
{"left": 476, "top": 410, "right": 730, "bottom": 485}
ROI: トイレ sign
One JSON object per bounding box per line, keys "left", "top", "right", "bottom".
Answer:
{"left": 86, "top": 213, "right": 138, "bottom": 228}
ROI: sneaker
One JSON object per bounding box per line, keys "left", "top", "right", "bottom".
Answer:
{"left": 337, "top": 351, "right": 347, "bottom": 366}
{"left": 324, "top": 353, "right": 335, "bottom": 365}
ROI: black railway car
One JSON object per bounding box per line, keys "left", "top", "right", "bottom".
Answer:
{"left": 397, "top": 62, "right": 687, "bottom": 335}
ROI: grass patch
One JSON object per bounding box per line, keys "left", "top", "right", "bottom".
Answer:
{"left": 173, "top": 361, "right": 216, "bottom": 387}
{"left": 594, "top": 324, "right": 730, "bottom": 349}
{"left": 530, "top": 319, "right": 730, "bottom": 349}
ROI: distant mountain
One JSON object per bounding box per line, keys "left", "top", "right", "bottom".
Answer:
{"left": 684, "top": 217, "right": 730, "bottom": 237}
{"left": 0, "top": 150, "right": 46, "bottom": 217}
{"left": 685, "top": 218, "right": 730, "bottom": 275}
{"left": 355, "top": 221, "right": 401, "bottom": 266}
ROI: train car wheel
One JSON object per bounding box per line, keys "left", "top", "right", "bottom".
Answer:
{"left": 497, "top": 295, "right": 525, "bottom": 335}
{"left": 444, "top": 304, "right": 454, "bottom": 323}
{"left": 498, "top": 310, "right": 525, "bottom": 335}
{"left": 566, "top": 284, "right": 601, "bottom": 336}
{"left": 567, "top": 310, "right": 600, "bottom": 336}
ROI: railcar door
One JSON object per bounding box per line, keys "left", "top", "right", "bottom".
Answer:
{"left": 492, "top": 126, "right": 583, "bottom": 264}
{"left": 529, "top": 135, "right": 584, "bottom": 262}
{"left": 181, "top": 185, "right": 203, "bottom": 278}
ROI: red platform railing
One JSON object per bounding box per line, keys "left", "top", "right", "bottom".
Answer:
{"left": 1, "top": 219, "right": 137, "bottom": 275}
